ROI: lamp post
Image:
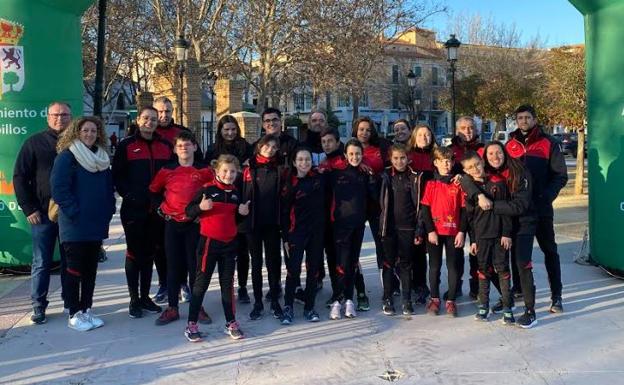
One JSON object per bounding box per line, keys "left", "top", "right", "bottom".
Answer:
{"left": 205, "top": 71, "right": 217, "bottom": 147}
{"left": 407, "top": 69, "right": 417, "bottom": 125}
{"left": 444, "top": 34, "right": 461, "bottom": 135}
{"left": 174, "top": 34, "right": 190, "bottom": 125}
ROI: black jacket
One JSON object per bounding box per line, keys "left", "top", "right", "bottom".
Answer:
{"left": 280, "top": 170, "right": 325, "bottom": 241}
{"left": 465, "top": 176, "right": 512, "bottom": 241}
{"left": 240, "top": 154, "right": 286, "bottom": 232}
{"left": 327, "top": 164, "right": 378, "bottom": 229}
{"left": 112, "top": 132, "right": 173, "bottom": 218}
{"left": 379, "top": 166, "right": 423, "bottom": 237}
{"left": 13, "top": 128, "right": 60, "bottom": 216}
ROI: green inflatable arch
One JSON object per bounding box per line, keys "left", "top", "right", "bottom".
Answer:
{"left": 570, "top": 0, "right": 624, "bottom": 271}
{"left": 0, "top": 0, "right": 93, "bottom": 267}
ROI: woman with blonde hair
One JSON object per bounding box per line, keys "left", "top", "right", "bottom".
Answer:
{"left": 51, "top": 116, "right": 116, "bottom": 331}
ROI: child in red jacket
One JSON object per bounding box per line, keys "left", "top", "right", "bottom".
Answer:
{"left": 183, "top": 155, "right": 250, "bottom": 342}
{"left": 421, "top": 147, "right": 466, "bottom": 317}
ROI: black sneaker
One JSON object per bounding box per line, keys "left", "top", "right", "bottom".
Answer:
{"left": 237, "top": 287, "right": 251, "bottom": 304}
{"left": 502, "top": 309, "right": 515, "bottom": 325}
{"left": 225, "top": 320, "right": 244, "bottom": 340}
{"left": 516, "top": 309, "right": 537, "bottom": 329}
{"left": 294, "top": 287, "right": 306, "bottom": 305}
{"left": 402, "top": 301, "right": 415, "bottom": 315}
{"left": 271, "top": 302, "right": 283, "bottom": 319}
{"left": 280, "top": 306, "right": 294, "bottom": 325}
{"left": 356, "top": 293, "right": 370, "bottom": 311}
{"left": 382, "top": 299, "right": 395, "bottom": 316}
{"left": 414, "top": 287, "right": 428, "bottom": 305}
{"left": 474, "top": 305, "right": 489, "bottom": 322}
{"left": 30, "top": 307, "right": 46, "bottom": 325}
{"left": 549, "top": 297, "right": 563, "bottom": 313}
{"left": 303, "top": 309, "right": 320, "bottom": 322}
{"left": 249, "top": 303, "right": 264, "bottom": 320}
{"left": 491, "top": 298, "right": 515, "bottom": 314}
{"left": 129, "top": 300, "right": 143, "bottom": 319}
{"left": 140, "top": 297, "right": 163, "bottom": 313}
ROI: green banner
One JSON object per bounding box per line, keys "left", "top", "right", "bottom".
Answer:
{"left": 570, "top": 0, "right": 624, "bottom": 271}
{"left": 0, "top": 0, "right": 94, "bottom": 267}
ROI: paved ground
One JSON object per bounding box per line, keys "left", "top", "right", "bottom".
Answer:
{"left": 1, "top": 194, "right": 623, "bottom": 385}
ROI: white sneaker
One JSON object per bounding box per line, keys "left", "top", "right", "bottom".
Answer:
{"left": 68, "top": 311, "right": 94, "bottom": 331}
{"left": 85, "top": 308, "right": 104, "bottom": 329}
{"left": 329, "top": 301, "right": 342, "bottom": 320}
{"left": 344, "top": 300, "right": 357, "bottom": 318}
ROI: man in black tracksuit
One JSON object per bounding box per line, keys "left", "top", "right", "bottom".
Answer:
{"left": 112, "top": 107, "right": 173, "bottom": 318}
{"left": 379, "top": 158, "right": 423, "bottom": 315}
{"left": 505, "top": 105, "right": 568, "bottom": 313}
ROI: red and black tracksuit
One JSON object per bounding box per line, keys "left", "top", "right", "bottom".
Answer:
{"left": 379, "top": 166, "right": 423, "bottom": 303}
{"left": 421, "top": 173, "right": 467, "bottom": 302}
{"left": 506, "top": 127, "right": 567, "bottom": 301}
{"left": 362, "top": 145, "right": 387, "bottom": 270}
{"left": 185, "top": 179, "right": 243, "bottom": 325}
{"left": 149, "top": 161, "right": 214, "bottom": 309}
{"left": 449, "top": 136, "right": 485, "bottom": 296}
{"left": 112, "top": 133, "right": 173, "bottom": 303}
{"left": 465, "top": 175, "right": 513, "bottom": 309}
{"left": 327, "top": 163, "right": 378, "bottom": 301}
{"left": 241, "top": 154, "right": 286, "bottom": 305}
{"left": 407, "top": 147, "right": 434, "bottom": 293}
{"left": 280, "top": 171, "right": 325, "bottom": 310}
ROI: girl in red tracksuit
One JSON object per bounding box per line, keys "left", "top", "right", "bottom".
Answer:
{"left": 183, "top": 154, "right": 249, "bottom": 342}
{"left": 149, "top": 131, "right": 214, "bottom": 326}
{"left": 421, "top": 147, "right": 466, "bottom": 318}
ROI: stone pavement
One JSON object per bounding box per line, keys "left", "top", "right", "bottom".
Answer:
{"left": 1, "top": 195, "right": 624, "bottom": 385}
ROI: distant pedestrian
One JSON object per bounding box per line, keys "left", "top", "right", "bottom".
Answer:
{"left": 109, "top": 132, "right": 118, "bottom": 152}
{"left": 51, "top": 116, "right": 115, "bottom": 331}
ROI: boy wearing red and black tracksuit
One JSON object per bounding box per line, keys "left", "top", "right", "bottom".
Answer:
{"left": 184, "top": 177, "right": 247, "bottom": 341}
{"left": 421, "top": 148, "right": 466, "bottom": 317}
{"left": 379, "top": 163, "right": 423, "bottom": 315}
{"left": 506, "top": 105, "right": 567, "bottom": 312}
{"left": 463, "top": 164, "right": 514, "bottom": 322}
{"left": 149, "top": 139, "right": 214, "bottom": 325}
{"left": 280, "top": 169, "right": 325, "bottom": 322}
{"left": 112, "top": 121, "right": 173, "bottom": 318}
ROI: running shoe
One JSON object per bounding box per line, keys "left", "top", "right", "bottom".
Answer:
{"left": 128, "top": 299, "right": 143, "bottom": 319}
{"left": 303, "top": 309, "right": 320, "bottom": 322}
{"left": 502, "top": 309, "right": 515, "bottom": 325}
{"left": 344, "top": 300, "right": 357, "bottom": 318}
{"left": 426, "top": 298, "right": 440, "bottom": 316}
{"left": 249, "top": 303, "right": 264, "bottom": 320}
{"left": 491, "top": 297, "right": 515, "bottom": 314}
{"left": 414, "top": 287, "right": 428, "bottom": 305}
{"left": 294, "top": 287, "right": 305, "bottom": 304}
{"left": 30, "top": 307, "right": 46, "bottom": 325}
{"left": 549, "top": 297, "right": 564, "bottom": 313}
{"left": 382, "top": 299, "right": 395, "bottom": 316}
{"left": 68, "top": 311, "right": 93, "bottom": 332}
{"left": 85, "top": 308, "right": 104, "bottom": 329}
{"left": 153, "top": 285, "right": 168, "bottom": 304}
{"left": 140, "top": 297, "right": 162, "bottom": 313}
{"left": 280, "top": 306, "right": 294, "bottom": 325}
{"left": 155, "top": 306, "right": 180, "bottom": 326}
{"left": 356, "top": 293, "right": 370, "bottom": 311}
{"left": 225, "top": 320, "right": 244, "bottom": 340}
{"left": 402, "top": 301, "right": 415, "bottom": 315}
{"left": 329, "top": 301, "right": 342, "bottom": 320}
{"left": 445, "top": 300, "right": 458, "bottom": 318}
{"left": 185, "top": 322, "right": 202, "bottom": 342}
{"left": 237, "top": 287, "right": 251, "bottom": 304}
{"left": 516, "top": 309, "right": 537, "bottom": 329}
{"left": 474, "top": 305, "right": 489, "bottom": 322}
{"left": 271, "top": 302, "right": 283, "bottom": 319}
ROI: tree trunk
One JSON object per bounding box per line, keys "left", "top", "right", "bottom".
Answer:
{"left": 351, "top": 93, "right": 360, "bottom": 121}
{"left": 574, "top": 128, "right": 586, "bottom": 195}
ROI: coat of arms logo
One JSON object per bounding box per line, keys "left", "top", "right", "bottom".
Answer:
{"left": 0, "top": 18, "right": 25, "bottom": 99}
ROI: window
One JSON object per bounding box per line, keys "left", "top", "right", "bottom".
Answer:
{"left": 304, "top": 93, "right": 313, "bottom": 110}
{"left": 391, "top": 90, "right": 399, "bottom": 109}
{"left": 392, "top": 65, "right": 399, "bottom": 84}
{"left": 414, "top": 65, "right": 422, "bottom": 77}
{"left": 359, "top": 92, "right": 369, "bottom": 108}
{"left": 293, "top": 92, "right": 304, "bottom": 111}
{"left": 432, "top": 67, "right": 439, "bottom": 85}
{"left": 414, "top": 89, "right": 422, "bottom": 100}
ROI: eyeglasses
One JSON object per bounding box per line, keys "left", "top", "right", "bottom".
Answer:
{"left": 49, "top": 113, "right": 71, "bottom": 118}
{"left": 263, "top": 118, "right": 280, "bottom": 124}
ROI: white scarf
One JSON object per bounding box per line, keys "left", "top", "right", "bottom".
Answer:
{"left": 69, "top": 139, "right": 110, "bottom": 172}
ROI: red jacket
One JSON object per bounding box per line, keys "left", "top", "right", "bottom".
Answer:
{"left": 421, "top": 174, "right": 466, "bottom": 236}
{"left": 149, "top": 161, "right": 214, "bottom": 222}
{"left": 362, "top": 145, "right": 385, "bottom": 175}
{"left": 186, "top": 179, "right": 242, "bottom": 242}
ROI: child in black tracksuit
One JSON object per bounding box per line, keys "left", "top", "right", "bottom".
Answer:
{"left": 379, "top": 144, "right": 423, "bottom": 316}
{"left": 460, "top": 152, "right": 514, "bottom": 324}
{"left": 279, "top": 148, "right": 325, "bottom": 324}
{"left": 326, "top": 139, "right": 377, "bottom": 320}
{"left": 241, "top": 134, "right": 286, "bottom": 321}
{"left": 183, "top": 155, "right": 249, "bottom": 342}
{"left": 421, "top": 147, "right": 466, "bottom": 318}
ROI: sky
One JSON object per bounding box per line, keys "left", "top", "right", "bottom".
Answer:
{"left": 424, "top": 0, "right": 585, "bottom": 47}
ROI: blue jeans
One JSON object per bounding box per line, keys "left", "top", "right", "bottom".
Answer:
{"left": 30, "top": 216, "right": 65, "bottom": 310}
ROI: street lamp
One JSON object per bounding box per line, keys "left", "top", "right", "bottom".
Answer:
{"left": 406, "top": 69, "right": 418, "bottom": 125}
{"left": 204, "top": 71, "right": 217, "bottom": 148}
{"left": 174, "top": 34, "right": 190, "bottom": 124}
{"left": 444, "top": 34, "right": 461, "bottom": 134}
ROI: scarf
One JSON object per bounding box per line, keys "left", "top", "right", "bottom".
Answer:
{"left": 69, "top": 139, "right": 110, "bottom": 172}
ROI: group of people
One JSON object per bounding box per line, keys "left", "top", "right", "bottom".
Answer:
{"left": 13, "top": 98, "right": 568, "bottom": 343}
